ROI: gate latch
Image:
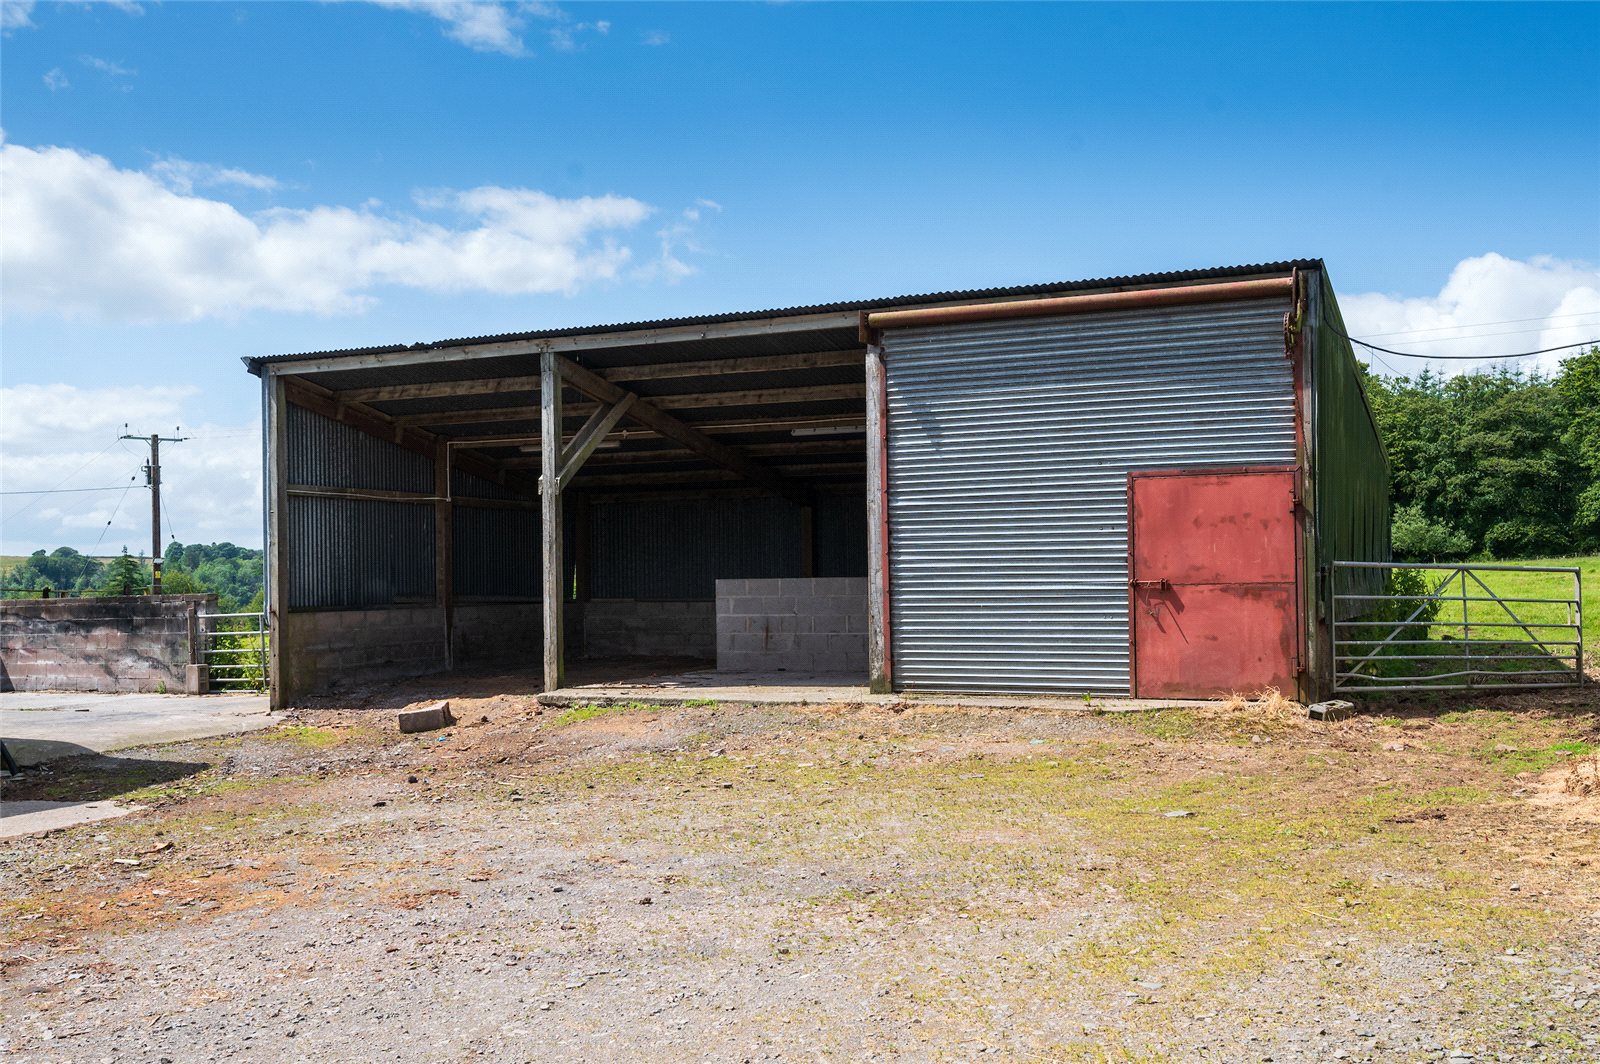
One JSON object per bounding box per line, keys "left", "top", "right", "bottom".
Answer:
{"left": 1130, "top": 579, "right": 1171, "bottom": 592}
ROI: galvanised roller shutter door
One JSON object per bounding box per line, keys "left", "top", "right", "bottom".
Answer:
{"left": 883, "top": 299, "right": 1297, "bottom": 694}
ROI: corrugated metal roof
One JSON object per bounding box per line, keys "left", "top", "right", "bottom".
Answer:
{"left": 243, "top": 259, "right": 1322, "bottom": 374}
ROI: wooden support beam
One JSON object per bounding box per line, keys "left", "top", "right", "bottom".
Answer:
{"left": 500, "top": 437, "right": 865, "bottom": 469}
{"left": 265, "top": 372, "right": 289, "bottom": 712}
{"left": 602, "top": 348, "right": 864, "bottom": 383}
{"left": 555, "top": 356, "right": 813, "bottom": 505}
{"left": 540, "top": 353, "right": 564, "bottom": 693}
{"left": 386, "top": 383, "right": 861, "bottom": 428}
{"left": 434, "top": 438, "right": 454, "bottom": 672}
{"left": 865, "top": 344, "right": 892, "bottom": 694}
{"left": 567, "top": 462, "right": 864, "bottom": 489}
{"left": 329, "top": 348, "right": 865, "bottom": 402}
{"left": 285, "top": 484, "right": 534, "bottom": 509}
{"left": 555, "top": 393, "right": 636, "bottom": 491}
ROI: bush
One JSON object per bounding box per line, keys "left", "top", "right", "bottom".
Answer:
{"left": 1391, "top": 505, "right": 1472, "bottom": 561}
{"left": 1482, "top": 520, "right": 1568, "bottom": 560}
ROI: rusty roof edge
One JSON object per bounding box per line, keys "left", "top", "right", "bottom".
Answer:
{"left": 243, "top": 259, "right": 1324, "bottom": 376}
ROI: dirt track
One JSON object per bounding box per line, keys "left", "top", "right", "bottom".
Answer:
{"left": 4, "top": 674, "right": 1599, "bottom": 1062}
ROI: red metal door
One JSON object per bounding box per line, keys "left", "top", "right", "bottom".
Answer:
{"left": 1129, "top": 468, "right": 1300, "bottom": 699}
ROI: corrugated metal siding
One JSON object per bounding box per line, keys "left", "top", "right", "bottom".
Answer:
{"left": 883, "top": 300, "right": 1298, "bottom": 694}
{"left": 451, "top": 466, "right": 522, "bottom": 502}
{"left": 590, "top": 496, "right": 801, "bottom": 599}
{"left": 815, "top": 489, "right": 868, "bottom": 579}
{"left": 453, "top": 506, "right": 538, "bottom": 599}
{"left": 288, "top": 497, "right": 434, "bottom": 609}
{"left": 287, "top": 403, "right": 432, "bottom": 493}
{"left": 1311, "top": 272, "right": 1391, "bottom": 619}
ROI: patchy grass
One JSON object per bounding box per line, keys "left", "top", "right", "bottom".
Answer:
{"left": 545, "top": 700, "right": 658, "bottom": 728}
{"left": 264, "top": 724, "right": 346, "bottom": 748}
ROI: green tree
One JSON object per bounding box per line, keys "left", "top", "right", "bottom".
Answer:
{"left": 99, "top": 548, "right": 148, "bottom": 596}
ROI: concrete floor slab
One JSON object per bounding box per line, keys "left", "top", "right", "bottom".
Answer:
{"left": 1, "top": 691, "right": 277, "bottom": 767}
{"left": 539, "top": 668, "right": 1205, "bottom": 713}
{"left": 0, "top": 799, "right": 145, "bottom": 839}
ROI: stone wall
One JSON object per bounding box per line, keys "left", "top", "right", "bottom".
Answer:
{"left": 0, "top": 594, "right": 217, "bottom": 693}
{"left": 573, "top": 599, "right": 716, "bottom": 660}
{"left": 715, "top": 578, "right": 867, "bottom": 675}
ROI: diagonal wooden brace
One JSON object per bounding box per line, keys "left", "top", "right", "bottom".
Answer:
{"left": 553, "top": 355, "right": 812, "bottom": 505}
{"left": 553, "top": 393, "right": 635, "bottom": 493}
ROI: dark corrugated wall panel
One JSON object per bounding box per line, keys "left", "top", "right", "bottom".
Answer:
{"left": 287, "top": 402, "right": 431, "bottom": 492}
{"left": 814, "top": 488, "right": 868, "bottom": 578}
{"left": 589, "top": 496, "right": 802, "bottom": 599}
{"left": 453, "top": 506, "right": 539, "bottom": 600}
{"left": 451, "top": 466, "right": 523, "bottom": 502}
{"left": 288, "top": 497, "right": 434, "bottom": 609}
{"left": 1312, "top": 271, "right": 1392, "bottom": 614}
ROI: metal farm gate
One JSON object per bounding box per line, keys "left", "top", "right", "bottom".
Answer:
{"left": 1331, "top": 561, "right": 1583, "bottom": 694}
{"left": 880, "top": 300, "right": 1298, "bottom": 694}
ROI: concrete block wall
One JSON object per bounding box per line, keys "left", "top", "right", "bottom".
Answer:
{"left": 715, "top": 577, "right": 867, "bottom": 675}
{"left": 280, "top": 606, "right": 448, "bottom": 701}
{"left": 572, "top": 600, "right": 716, "bottom": 660}
{"left": 452, "top": 603, "right": 541, "bottom": 668}
{"left": 0, "top": 594, "right": 217, "bottom": 693}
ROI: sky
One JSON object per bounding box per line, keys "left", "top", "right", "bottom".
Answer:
{"left": 1, "top": 0, "right": 1598, "bottom": 557}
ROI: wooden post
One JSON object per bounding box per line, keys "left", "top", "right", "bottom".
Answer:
{"left": 435, "top": 438, "right": 454, "bottom": 671}
{"left": 266, "top": 372, "right": 289, "bottom": 711}
{"left": 540, "top": 352, "right": 565, "bottom": 693}
{"left": 864, "top": 344, "right": 892, "bottom": 694}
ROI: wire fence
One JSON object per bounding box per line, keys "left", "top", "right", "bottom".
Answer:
{"left": 1331, "top": 561, "right": 1583, "bottom": 694}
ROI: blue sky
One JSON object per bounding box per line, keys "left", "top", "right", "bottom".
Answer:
{"left": 2, "top": 1, "right": 1598, "bottom": 554}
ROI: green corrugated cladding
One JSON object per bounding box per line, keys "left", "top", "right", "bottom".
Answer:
{"left": 1309, "top": 268, "right": 1391, "bottom": 695}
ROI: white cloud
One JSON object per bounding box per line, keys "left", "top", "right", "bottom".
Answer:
{"left": 149, "top": 156, "right": 279, "bottom": 195}
{"left": 0, "top": 384, "right": 261, "bottom": 555}
{"left": 2, "top": 1, "right": 35, "bottom": 33}
{"left": 43, "top": 67, "right": 69, "bottom": 91}
{"left": 1342, "top": 253, "right": 1600, "bottom": 376}
{"left": 640, "top": 29, "right": 670, "bottom": 47}
{"left": 0, "top": 140, "right": 690, "bottom": 322}
{"left": 549, "top": 17, "right": 607, "bottom": 52}
{"left": 80, "top": 54, "right": 136, "bottom": 78}
{"left": 368, "top": 0, "right": 540, "bottom": 56}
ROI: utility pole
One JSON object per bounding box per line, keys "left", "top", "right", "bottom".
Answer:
{"left": 121, "top": 430, "right": 187, "bottom": 594}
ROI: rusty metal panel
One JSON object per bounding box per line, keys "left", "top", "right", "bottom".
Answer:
{"left": 882, "top": 299, "right": 1297, "bottom": 694}
{"left": 287, "top": 496, "right": 434, "bottom": 610}
{"left": 1129, "top": 469, "right": 1299, "bottom": 698}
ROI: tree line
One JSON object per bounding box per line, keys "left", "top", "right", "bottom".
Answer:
{"left": 1364, "top": 346, "right": 1598, "bottom": 561}
{"left": 1, "top": 542, "right": 264, "bottom": 612}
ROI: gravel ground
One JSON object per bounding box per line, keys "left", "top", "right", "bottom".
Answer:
{"left": 3, "top": 673, "right": 1599, "bottom": 1062}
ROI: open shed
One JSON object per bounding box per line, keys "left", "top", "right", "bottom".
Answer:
{"left": 246, "top": 259, "right": 1388, "bottom": 708}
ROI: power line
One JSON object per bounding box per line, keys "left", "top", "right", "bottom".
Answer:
{"left": 1, "top": 484, "right": 152, "bottom": 496}
{"left": 91, "top": 477, "right": 141, "bottom": 554}
{"left": 1332, "top": 325, "right": 1597, "bottom": 361}
{"left": 1363, "top": 322, "right": 1600, "bottom": 346}
{"left": 0, "top": 438, "right": 122, "bottom": 524}
{"left": 1357, "top": 309, "right": 1600, "bottom": 341}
